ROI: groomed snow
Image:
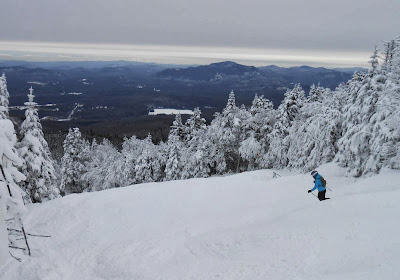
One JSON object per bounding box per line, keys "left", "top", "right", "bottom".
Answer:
{"left": 1, "top": 163, "right": 400, "bottom": 279}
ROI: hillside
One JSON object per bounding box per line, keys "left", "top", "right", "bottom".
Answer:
{"left": 1, "top": 163, "right": 399, "bottom": 279}
{"left": 157, "top": 61, "right": 261, "bottom": 81}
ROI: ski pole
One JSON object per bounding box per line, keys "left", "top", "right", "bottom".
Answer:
{"left": 311, "top": 192, "right": 318, "bottom": 198}
{"left": 325, "top": 186, "right": 332, "bottom": 192}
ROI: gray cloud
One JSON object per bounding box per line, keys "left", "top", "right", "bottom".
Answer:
{"left": 0, "top": 0, "right": 399, "bottom": 65}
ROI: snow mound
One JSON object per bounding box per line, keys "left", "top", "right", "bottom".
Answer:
{"left": 1, "top": 165, "right": 400, "bottom": 279}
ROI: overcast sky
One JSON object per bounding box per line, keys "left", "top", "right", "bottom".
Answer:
{"left": 0, "top": 0, "right": 399, "bottom": 67}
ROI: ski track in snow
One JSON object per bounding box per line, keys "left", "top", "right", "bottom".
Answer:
{"left": 58, "top": 104, "right": 81, "bottom": 122}
{"left": 1, "top": 163, "right": 400, "bottom": 279}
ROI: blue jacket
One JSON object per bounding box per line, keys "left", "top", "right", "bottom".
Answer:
{"left": 311, "top": 174, "right": 326, "bottom": 192}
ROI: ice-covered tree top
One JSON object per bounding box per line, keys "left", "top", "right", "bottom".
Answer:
{"left": 185, "top": 107, "right": 206, "bottom": 131}
{"left": 25, "top": 87, "right": 37, "bottom": 107}
{"left": 275, "top": 84, "right": 305, "bottom": 131}
{"left": 368, "top": 46, "right": 380, "bottom": 74}
{"left": 0, "top": 73, "right": 10, "bottom": 119}
{"left": 169, "top": 113, "right": 185, "bottom": 140}
{"left": 20, "top": 87, "right": 43, "bottom": 139}
{"left": 223, "top": 90, "right": 237, "bottom": 116}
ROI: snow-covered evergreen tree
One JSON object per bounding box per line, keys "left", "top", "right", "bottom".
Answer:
{"left": 135, "top": 134, "right": 163, "bottom": 183}
{"left": 245, "top": 94, "right": 276, "bottom": 168}
{"left": 308, "top": 84, "right": 326, "bottom": 103}
{"left": 0, "top": 119, "right": 26, "bottom": 264}
{"left": 382, "top": 38, "right": 399, "bottom": 75}
{"left": 369, "top": 46, "right": 380, "bottom": 73}
{"left": 263, "top": 84, "right": 305, "bottom": 168}
{"left": 82, "top": 138, "right": 125, "bottom": 191}
{"left": 182, "top": 109, "right": 211, "bottom": 179}
{"left": 169, "top": 113, "right": 186, "bottom": 141}
{"left": 365, "top": 41, "right": 400, "bottom": 173}
{"left": 287, "top": 86, "right": 341, "bottom": 171}
{"left": 275, "top": 84, "right": 305, "bottom": 132}
{"left": 121, "top": 136, "right": 142, "bottom": 186}
{"left": 182, "top": 139, "right": 212, "bottom": 179}
{"left": 204, "top": 115, "right": 227, "bottom": 174}
{"left": 389, "top": 37, "right": 400, "bottom": 82}
{"left": 336, "top": 49, "right": 386, "bottom": 176}
{"left": 208, "top": 90, "right": 246, "bottom": 172}
{"left": 184, "top": 107, "right": 206, "bottom": 142}
{"left": 239, "top": 132, "right": 262, "bottom": 170}
{"left": 164, "top": 134, "right": 183, "bottom": 181}
{"left": 60, "top": 128, "right": 88, "bottom": 194}
{"left": 0, "top": 73, "right": 10, "bottom": 120}
{"left": 164, "top": 113, "right": 191, "bottom": 181}
{"left": 382, "top": 40, "right": 396, "bottom": 73}
{"left": 223, "top": 90, "right": 237, "bottom": 116}
{"left": 18, "top": 87, "right": 59, "bottom": 203}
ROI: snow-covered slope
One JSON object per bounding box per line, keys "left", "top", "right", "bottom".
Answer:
{"left": 2, "top": 163, "right": 400, "bottom": 280}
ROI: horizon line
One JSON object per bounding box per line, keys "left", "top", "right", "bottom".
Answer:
{"left": 0, "top": 40, "right": 372, "bottom": 68}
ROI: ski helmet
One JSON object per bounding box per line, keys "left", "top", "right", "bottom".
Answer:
{"left": 311, "top": 170, "right": 318, "bottom": 178}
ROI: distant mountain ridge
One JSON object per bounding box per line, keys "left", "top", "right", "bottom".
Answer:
{"left": 157, "top": 60, "right": 362, "bottom": 89}
{"left": 1, "top": 59, "right": 363, "bottom": 138}
{"left": 0, "top": 59, "right": 365, "bottom": 76}
{"left": 157, "top": 61, "right": 260, "bottom": 81}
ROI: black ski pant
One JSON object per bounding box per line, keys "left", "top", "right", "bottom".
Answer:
{"left": 318, "top": 190, "right": 328, "bottom": 201}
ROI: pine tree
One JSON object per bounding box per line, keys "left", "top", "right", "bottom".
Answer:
{"left": 164, "top": 113, "right": 189, "bottom": 181}
{"left": 287, "top": 87, "right": 341, "bottom": 171}
{"left": 18, "top": 87, "right": 59, "bottom": 203}
{"left": 182, "top": 109, "right": 211, "bottom": 179}
{"left": 275, "top": 84, "right": 305, "bottom": 131}
{"left": 164, "top": 134, "right": 183, "bottom": 181}
{"left": 182, "top": 139, "right": 212, "bottom": 179}
{"left": 184, "top": 107, "right": 206, "bottom": 142}
{"left": 169, "top": 113, "right": 186, "bottom": 141}
{"left": 308, "top": 83, "right": 326, "bottom": 103}
{"left": 135, "top": 134, "right": 163, "bottom": 183}
{"left": 336, "top": 49, "right": 386, "bottom": 176}
{"left": 389, "top": 37, "right": 400, "bottom": 82}
{"left": 382, "top": 38, "right": 399, "bottom": 74}
{"left": 239, "top": 132, "right": 261, "bottom": 170}
{"left": 0, "top": 73, "right": 10, "bottom": 120}
{"left": 263, "top": 84, "right": 305, "bottom": 168}
{"left": 82, "top": 138, "right": 125, "bottom": 191}
{"left": 0, "top": 119, "right": 27, "bottom": 264}
{"left": 246, "top": 94, "right": 276, "bottom": 168}
{"left": 365, "top": 41, "right": 400, "bottom": 173}
{"left": 369, "top": 46, "right": 380, "bottom": 74}
{"left": 223, "top": 90, "right": 237, "bottom": 116}
{"left": 210, "top": 90, "right": 245, "bottom": 172}
{"left": 60, "top": 128, "right": 88, "bottom": 194}
{"left": 334, "top": 40, "right": 400, "bottom": 176}
{"left": 121, "top": 135, "right": 147, "bottom": 186}
{"left": 205, "top": 115, "right": 227, "bottom": 174}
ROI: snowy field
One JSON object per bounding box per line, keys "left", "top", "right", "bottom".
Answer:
{"left": 149, "top": 109, "right": 194, "bottom": 115}
{"left": 1, "top": 163, "right": 400, "bottom": 280}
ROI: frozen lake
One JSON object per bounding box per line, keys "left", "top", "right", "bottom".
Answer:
{"left": 148, "top": 109, "right": 194, "bottom": 115}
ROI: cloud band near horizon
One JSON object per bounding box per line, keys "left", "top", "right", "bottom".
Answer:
{"left": 0, "top": 41, "right": 371, "bottom": 68}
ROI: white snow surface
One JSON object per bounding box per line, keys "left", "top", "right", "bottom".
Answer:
{"left": 1, "top": 163, "right": 400, "bottom": 279}
{"left": 149, "top": 109, "right": 194, "bottom": 115}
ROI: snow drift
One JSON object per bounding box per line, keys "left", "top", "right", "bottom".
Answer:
{"left": 1, "top": 163, "right": 400, "bottom": 279}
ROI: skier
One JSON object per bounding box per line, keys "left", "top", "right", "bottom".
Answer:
{"left": 308, "top": 170, "right": 329, "bottom": 201}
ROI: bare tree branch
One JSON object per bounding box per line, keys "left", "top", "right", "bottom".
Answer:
{"left": 9, "top": 251, "right": 21, "bottom": 262}
{"left": 7, "top": 228, "right": 51, "bottom": 238}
